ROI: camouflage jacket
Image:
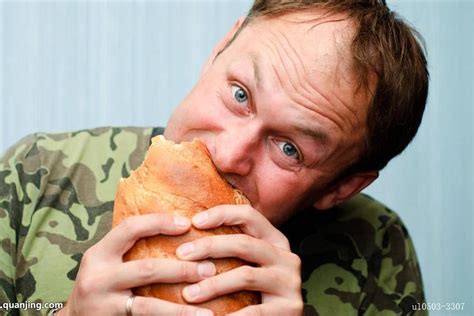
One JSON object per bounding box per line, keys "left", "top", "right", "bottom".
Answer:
{"left": 0, "top": 127, "right": 426, "bottom": 315}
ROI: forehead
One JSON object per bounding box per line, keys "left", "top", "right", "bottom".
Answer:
{"left": 247, "top": 10, "right": 357, "bottom": 82}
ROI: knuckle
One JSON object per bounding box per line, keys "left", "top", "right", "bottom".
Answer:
{"left": 200, "top": 274, "right": 217, "bottom": 294}
{"left": 81, "top": 247, "right": 97, "bottom": 268}
{"left": 120, "top": 217, "right": 139, "bottom": 236}
{"left": 271, "top": 232, "right": 291, "bottom": 250}
{"left": 179, "top": 262, "right": 195, "bottom": 280}
{"left": 240, "top": 265, "right": 257, "bottom": 286}
{"left": 198, "top": 236, "right": 213, "bottom": 252}
{"left": 249, "top": 306, "right": 263, "bottom": 316}
{"left": 133, "top": 298, "right": 153, "bottom": 315}
{"left": 242, "top": 205, "right": 256, "bottom": 219}
{"left": 176, "top": 305, "right": 186, "bottom": 316}
{"left": 75, "top": 276, "right": 96, "bottom": 298}
{"left": 290, "top": 277, "right": 302, "bottom": 293}
{"left": 283, "top": 264, "right": 302, "bottom": 291}
{"left": 176, "top": 305, "right": 195, "bottom": 316}
{"left": 237, "top": 234, "right": 253, "bottom": 249}
{"left": 289, "top": 301, "right": 304, "bottom": 314}
{"left": 120, "top": 217, "right": 135, "bottom": 229}
{"left": 280, "top": 235, "right": 291, "bottom": 250}
{"left": 292, "top": 278, "right": 302, "bottom": 292}
{"left": 137, "top": 259, "right": 156, "bottom": 280}
{"left": 286, "top": 252, "right": 301, "bottom": 269}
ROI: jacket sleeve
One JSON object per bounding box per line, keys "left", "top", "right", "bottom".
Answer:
{"left": 0, "top": 134, "right": 41, "bottom": 307}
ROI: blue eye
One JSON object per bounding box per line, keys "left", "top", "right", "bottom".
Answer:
{"left": 231, "top": 85, "right": 248, "bottom": 103}
{"left": 278, "top": 141, "right": 299, "bottom": 159}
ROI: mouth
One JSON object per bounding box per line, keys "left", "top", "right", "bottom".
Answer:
{"left": 224, "top": 176, "right": 244, "bottom": 195}
{"left": 225, "top": 177, "right": 238, "bottom": 190}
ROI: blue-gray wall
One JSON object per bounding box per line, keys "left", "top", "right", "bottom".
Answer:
{"left": 1, "top": 1, "right": 472, "bottom": 314}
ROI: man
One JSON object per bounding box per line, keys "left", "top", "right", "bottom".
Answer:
{"left": 0, "top": 0, "right": 428, "bottom": 315}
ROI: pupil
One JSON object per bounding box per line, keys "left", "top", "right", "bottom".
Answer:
{"left": 283, "top": 143, "right": 296, "bottom": 156}
{"left": 235, "top": 89, "right": 247, "bottom": 102}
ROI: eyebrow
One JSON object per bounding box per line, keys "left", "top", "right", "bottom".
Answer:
{"left": 295, "top": 125, "right": 329, "bottom": 144}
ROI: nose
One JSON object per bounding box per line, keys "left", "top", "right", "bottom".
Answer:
{"left": 212, "top": 123, "right": 261, "bottom": 176}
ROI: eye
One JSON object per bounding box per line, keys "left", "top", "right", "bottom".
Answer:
{"left": 231, "top": 85, "right": 248, "bottom": 103}
{"left": 278, "top": 141, "right": 300, "bottom": 160}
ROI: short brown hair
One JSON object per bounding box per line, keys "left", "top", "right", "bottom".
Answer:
{"left": 245, "top": 0, "right": 429, "bottom": 172}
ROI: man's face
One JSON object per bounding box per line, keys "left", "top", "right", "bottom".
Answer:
{"left": 165, "top": 11, "right": 372, "bottom": 226}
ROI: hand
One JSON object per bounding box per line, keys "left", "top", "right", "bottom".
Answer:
{"left": 59, "top": 213, "right": 215, "bottom": 316}
{"left": 175, "top": 205, "right": 303, "bottom": 316}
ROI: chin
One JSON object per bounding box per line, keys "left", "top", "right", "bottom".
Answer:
{"left": 258, "top": 206, "right": 291, "bottom": 227}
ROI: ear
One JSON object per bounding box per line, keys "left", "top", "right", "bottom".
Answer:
{"left": 201, "top": 16, "right": 246, "bottom": 75}
{"left": 313, "top": 171, "right": 379, "bottom": 210}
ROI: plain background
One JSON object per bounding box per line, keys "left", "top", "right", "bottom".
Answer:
{"left": 1, "top": 0, "right": 473, "bottom": 314}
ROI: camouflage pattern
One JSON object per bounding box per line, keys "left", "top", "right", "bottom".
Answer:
{"left": 281, "top": 195, "right": 427, "bottom": 315}
{"left": 0, "top": 127, "right": 426, "bottom": 315}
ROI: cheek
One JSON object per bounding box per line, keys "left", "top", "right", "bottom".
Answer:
{"left": 255, "top": 165, "right": 311, "bottom": 217}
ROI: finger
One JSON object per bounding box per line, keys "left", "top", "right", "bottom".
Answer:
{"left": 191, "top": 205, "right": 290, "bottom": 249}
{"left": 227, "top": 302, "right": 303, "bottom": 316}
{"left": 130, "top": 295, "right": 214, "bottom": 316}
{"left": 108, "top": 259, "right": 216, "bottom": 290}
{"left": 100, "top": 213, "right": 191, "bottom": 258}
{"left": 181, "top": 265, "right": 297, "bottom": 303}
{"left": 176, "top": 234, "right": 285, "bottom": 266}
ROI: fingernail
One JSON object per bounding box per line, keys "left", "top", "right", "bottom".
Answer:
{"left": 195, "top": 310, "right": 213, "bottom": 316}
{"left": 197, "top": 261, "right": 215, "bottom": 277}
{"left": 184, "top": 284, "right": 200, "bottom": 299}
{"left": 177, "top": 242, "right": 195, "bottom": 257}
{"left": 174, "top": 215, "right": 190, "bottom": 227}
{"left": 193, "top": 211, "right": 208, "bottom": 225}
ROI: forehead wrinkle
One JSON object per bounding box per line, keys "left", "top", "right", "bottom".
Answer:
{"left": 274, "top": 30, "right": 317, "bottom": 109}
{"left": 278, "top": 28, "right": 329, "bottom": 105}
{"left": 330, "top": 25, "right": 363, "bottom": 131}
{"left": 265, "top": 30, "right": 345, "bottom": 134}
{"left": 256, "top": 39, "right": 335, "bottom": 151}
{"left": 305, "top": 19, "right": 363, "bottom": 133}
{"left": 254, "top": 19, "right": 358, "bottom": 141}
{"left": 265, "top": 30, "right": 333, "bottom": 123}
{"left": 249, "top": 53, "right": 262, "bottom": 89}
{"left": 331, "top": 87, "right": 363, "bottom": 131}
{"left": 306, "top": 76, "right": 355, "bottom": 133}
{"left": 266, "top": 29, "right": 302, "bottom": 96}
{"left": 271, "top": 19, "right": 356, "bottom": 134}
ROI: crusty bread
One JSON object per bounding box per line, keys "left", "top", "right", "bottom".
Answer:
{"left": 112, "top": 135, "right": 260, "bottom": 315}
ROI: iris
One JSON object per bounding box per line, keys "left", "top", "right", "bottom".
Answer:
{"left": 282, "top": 143, "right": 297, "bottom": 157}
{"left": 234, "top": 87, "right": 248, "bottom": 103}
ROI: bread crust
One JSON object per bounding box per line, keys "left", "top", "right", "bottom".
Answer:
{"left": 112, "top": 136, "right": 260, "bottom": 315}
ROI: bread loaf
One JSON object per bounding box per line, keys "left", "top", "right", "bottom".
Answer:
{"left": 112, "top": 135, "right": 260, "bottom": 315}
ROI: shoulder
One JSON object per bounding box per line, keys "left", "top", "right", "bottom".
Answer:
{"left": 2, "top": 126, "right": 156, "bottom": 177}
{"left": 0, "top": 126, "right": 160, "bottom": 304}
{"left": 283, "top": 194, "right": 426, "bottom": 315}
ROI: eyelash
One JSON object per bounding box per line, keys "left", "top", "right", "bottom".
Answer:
{"left": 228, "top": 83, "right": 304, "bottom": 165}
